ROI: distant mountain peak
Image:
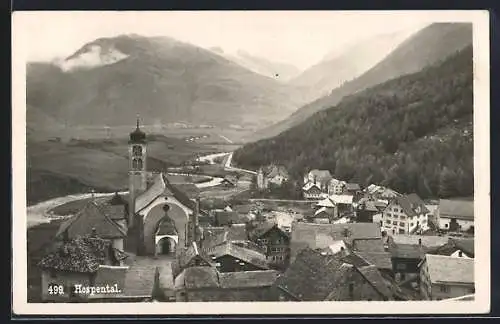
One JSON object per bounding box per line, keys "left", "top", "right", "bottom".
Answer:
{"left": 60, "top": 42, "right": 129, "bottom": 72}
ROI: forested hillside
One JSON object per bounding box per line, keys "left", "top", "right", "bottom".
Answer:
{"left": 233, "top": 45, "right": 473, "bottom": 199}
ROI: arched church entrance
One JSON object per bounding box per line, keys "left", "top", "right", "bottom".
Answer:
{"left": 155, "top": 236, "right": 178, "bottom": 256}
{"left": 142, "top": 198, "right": 190, "bottom": 256}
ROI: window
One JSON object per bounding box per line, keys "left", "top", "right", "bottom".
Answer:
{"left": 445, "top": 224, "right": 449, "bottom": 228}
{"left": 396, "top": 263, "right": 407, "bottom": 270}
{"left": 399, "top": 222, "right": 405, "bottom": 227}
{"left": 392, "top": 221, "right": 398, "bottom": 225}
{"left": 132, "top": 145, "right": 142, "bottom": 156}
{"left": 439, "top": 285, "right": 450, "bottom": 293}
{"left": 469, "top": 287, "right": 475, "bottom": 294}
{"left": 386, "top": 220, "right": 391, "bottom": 225}
{"left": 132, "top": 158, "right": 143, "bottom": 169}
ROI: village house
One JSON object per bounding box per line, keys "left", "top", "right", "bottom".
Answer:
{"left": 289, "top": 222, "right": 382, "bottom": 263}
{"left": 273, "top": 248, "right": 394, "bottom": 301}
{"left": 256, "top": 164, "right": 289, "bottom": 190}
{"left": 365, "top": 184, "right": 401, "bottom": 200}
{"left": 435, "top": 199, "right": 474, "bottom": 233}
{"left": 302, "top": 182, "right": 326, "bottom": 200}
{"left": 303, "top": 169, "right": 333, "bottom": 192}
{"left": 211, "top": 210, "right": 245, "bottom": 227}
{"left": 419, "top": 254, "right": 474, "bottom": 300}
{"left": 351, "top": 239, "right": 394, "bottom": 278}
{"left": 201, "top": 224, "right": 259, "bottom": 253}
{"left": 356, "top": 198, "right": 386, "bottom": 223}
{"left": 381, "top": 194, "right": 430, "bottom": 235}
{"left": 248, "top": 223, "right": 291, "bottom": 269}
{"left": 344, "top": 183, "right": 362, "bottom": 196}
{"left": 221, "top": 175, "right": 238, "bottom": 188}
{"left": 428, "top": 238, "right": 474, "bottom": 259}
{"left": 329, "top": 194, "right": 355, "bottom": 217}
{"left": 174, "top": 267, "right": 279, "bottom": 302}
{"left": 205, "top": 241, "right": 270, "bottom": 273}
{"left": 37, "top": 235, "right": 129, "bottom": 302}
{"left": 171, "top": 241, "right": 215, "bottom": 278}
{"left": 310, "top": 206, "right": 337, "bottom": 224}
{"left": 56, "top": 196, "right": 128, "bottom": 255}
{"left": 328, "top": 178, "right": 346, "bottom": 195}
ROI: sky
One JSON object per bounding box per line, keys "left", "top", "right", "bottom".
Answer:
{"left": 14, "top": 11, "right": 478, "bottom": 70}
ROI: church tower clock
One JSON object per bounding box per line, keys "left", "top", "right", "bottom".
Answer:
{"left": 128, "top": 117, "right": 147, "bottom": 228}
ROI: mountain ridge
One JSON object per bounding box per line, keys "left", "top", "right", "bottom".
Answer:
{"left": 248, "top": 22, "right": 473, "bottom": 142}
{"left": 27, "top": 34, "right": 307, "bottom": 137}
{"left": 233, "top": 45, "right": 474, "bottom": 199}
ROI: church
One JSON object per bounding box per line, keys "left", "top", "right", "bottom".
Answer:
{"left": 55, "top": 119, "right": 203, "bottom": 258}
{"left": 128, "top": 118, "right": 204, "bottom": 256}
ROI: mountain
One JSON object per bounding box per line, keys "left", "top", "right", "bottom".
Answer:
{"left": 289, "top": 30, "right": 413, "bottom": 102}
{"left": 233, "top": 45, "right": 474, "bottom": 199}
{"left": 250, "top": 22, "right": 473, "bottom": 141}
{"left": 27, "top": 34, "right": 306, "bottom": 136}
{"left": 208, "top": 48, "right": 301, "bottom": 82}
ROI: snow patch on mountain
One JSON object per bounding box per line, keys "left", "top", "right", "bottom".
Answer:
{"left": 58, "top": 44, "right": 129, "bottom": 72}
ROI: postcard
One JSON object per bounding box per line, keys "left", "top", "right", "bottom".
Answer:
{"left": 12, "top": 10, "right": 490, "bottom": 315}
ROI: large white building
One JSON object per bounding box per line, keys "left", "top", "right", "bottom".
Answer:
{"left": 435, "top": 199, "right": 474, "bottom": 232}
{"left": 381, "top": 194, "right": 430, "bottom": 235}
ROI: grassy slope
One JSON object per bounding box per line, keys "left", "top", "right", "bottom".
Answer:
{"left": 27, "top": 136, "right": 220, "bottom": 205}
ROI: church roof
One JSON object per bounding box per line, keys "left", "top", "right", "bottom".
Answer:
{"left": 129, "top": 118, "right": 146, "bottom": 144}
{"left": 134, "top": 173, "right": 199, "bottom": 214}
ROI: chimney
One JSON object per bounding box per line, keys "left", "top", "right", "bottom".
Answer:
{"left": 418, "top": 238, "right": 422, "bottom": 246}
{"left": 91, "top": 227, "right": 97, "bottom": 237}
{"left": 458, "top": 251, "right": 463, "bottom": 257}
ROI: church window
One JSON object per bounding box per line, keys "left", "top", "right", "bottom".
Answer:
{"left": 133, "top": 145, "right": 142, "bottom": 156}
{"left": 133, "top": 158, "right": 143, "bottom": 170}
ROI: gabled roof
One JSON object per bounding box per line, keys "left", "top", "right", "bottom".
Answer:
{"left": 37, "top": 236, "right": 115, "bottom": 273}
{"left": 210, "top": 242, "right": 269, "bottom": 270}
{"left": 390, "top": 235, "right": 449, "bottom": 248}
{"left": 218, "top": 270, "right": 279, "bottom": 288}
{"left": 302, "top": 182, "right": 322, "bottom": 192}
{"left": 290, "top": 223, "right": 382, "bottom": 261}
{"left": 178, "top": 242, "right": 214, "bottom": 269}
{"left": 329, "top": 194, "right": 354, "bottom": 205}
{"left": 248, "top": 222, "right": 288, "bottom": 241}
{"left": 424, "top": 254, "right": 474, "bottom": 284}
{"left": 313, "top": 207, "right": 334, "bottom": 218}
{"left": 214, "top": 211, "right": 243, "bottom": 226}
{"left": 122, "top": 264, "right": 158, "bottom": 298}
{"left": 356, "top": 251, "right": 393, "bottom": 270}
{"left": 135, "top": 173, "right": 199, "bottom": 214}
{"left": 439, "top": 199, "right": 474, "bottom": 220}
{"left": 391, "top": 194, "right": 429, "bottom": 217}
{"left": 174, "top": 266, "right": 220, "bottom": 289}
{"left": 307, "top": 169, "right": 333, "bottom": 182}
{"left": 316, "top": 198, "right": 336, "bottom": 208}
{"left": 356, "top": 264, "right": 393, "bottom": 299}
{"left": 222, "top": 175, "right": 238, "bottom": 185}
{"left": 430, "top": 238, "right": 475, "bottom": 258}
{"left": 56, "top": 200, "right": 127, "bottom": 240}
{"left": 345, "top": 183, "right": 361, "bottom": 191}
{"left": 390, "top": 243, "right": 427, "bottom": 259}
{"left": 275, "top": 248, "right": 348, "bottom": 301}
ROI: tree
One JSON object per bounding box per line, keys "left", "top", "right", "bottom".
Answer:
{"left": 439, "top": 167, "right": 459, "bottom": 198}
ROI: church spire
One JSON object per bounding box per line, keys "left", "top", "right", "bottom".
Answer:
{"left": 136, "top": 114, "right": 140, "bottom": 129}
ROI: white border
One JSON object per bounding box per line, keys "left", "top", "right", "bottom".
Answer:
{"left": 12, "top": 10, "right": 491, "bottom": 315}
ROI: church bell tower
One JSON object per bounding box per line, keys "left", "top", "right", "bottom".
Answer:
{"left": 128, "top": 116, "right": 147, "bottom": 228}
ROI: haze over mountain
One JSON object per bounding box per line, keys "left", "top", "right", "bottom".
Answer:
{"left": 249, "top": 22, "right": 473, "bottom": 142}
{"left": 27, "top": 34, "right": 308, "bottom": 139}
{"left": 234, "top": 45, "right": 474, "bottom": 199}
{"left": 289, "top": 30, "right": 413, "bottom": 102}
{"left": 209, "top": 47, "right": 301, "bottom": 82}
